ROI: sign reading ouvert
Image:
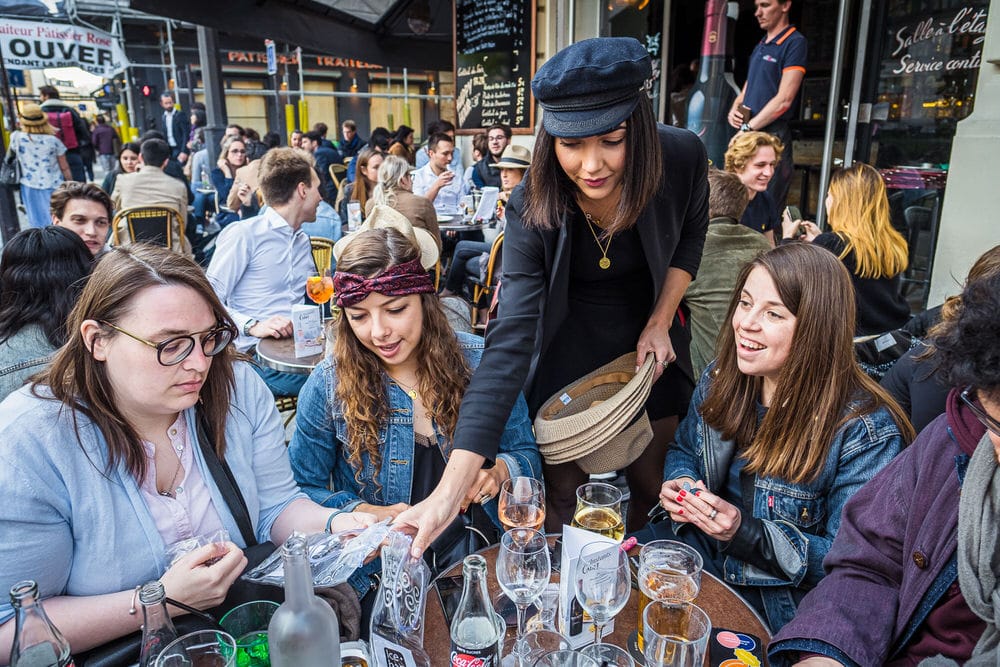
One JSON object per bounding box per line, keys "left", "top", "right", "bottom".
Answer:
{"left": 0, "top": 18, "right": 129, "bottom": 78}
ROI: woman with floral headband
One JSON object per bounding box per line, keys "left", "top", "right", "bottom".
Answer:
{"left": 289, "top": 213, "right": 541, "bottom": 583}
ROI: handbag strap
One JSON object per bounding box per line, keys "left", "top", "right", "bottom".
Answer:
{"left": 194, "top": 408, "right": 258, "bottom": 547}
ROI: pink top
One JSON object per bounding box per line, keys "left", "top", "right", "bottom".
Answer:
{"left": 139, "top": 414, "right": 225, "bottom": 549}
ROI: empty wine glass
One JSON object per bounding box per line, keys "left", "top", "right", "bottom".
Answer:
{"left": 574, "top": 541, "right": 630, "bottom": 646}
{"left": 531, "top": 649, "right": 600, "bottom": 667}
{"left": 497, "top": 529, "right": 551, "bottom": 667}
{"left": 498, "top": 477, "right": 546, "bottom": 534}
{"left": 579, "top": 643, "right": 635, "bottom": 667}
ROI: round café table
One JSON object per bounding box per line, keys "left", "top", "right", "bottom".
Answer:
{"left": 255, "top": 336, "right": 325, "bottom": 375}
{"left": 423, "top": 536, "right": 772, "bottom": 665}
{"left": 439, "top": 221, "right": 488, "bottom": 232}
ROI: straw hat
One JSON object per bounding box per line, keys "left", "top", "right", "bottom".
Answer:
{"left": 18, "top": 103, "right": 55, "bottom": 134}
{"left": 492, "top": 144, "right": 532, "bottom": 170}
{"left": 333, "top": 204, "right": 440, "bottom": 270}
{"left": 534, "top": 352, "right": 655, "bottom": 474}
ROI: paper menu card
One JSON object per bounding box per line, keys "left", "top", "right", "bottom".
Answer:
{"left": 559, "top": 524, "right": 619, "bottom": 648}
{"left": 291, "top": 304, "right": 324, "bottom": 357}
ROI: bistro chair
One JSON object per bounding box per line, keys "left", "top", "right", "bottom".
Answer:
{"left": 328, "top": 163, "right": 347, "bottom": 191}
{"left": 310, "top": 236, "right": 335, "bottom": 273}
{"left": 111, "top": 206, "right": 185, "bottom": 251}
{"left": 467, "top": 232, "right": 503, "bottom": 331}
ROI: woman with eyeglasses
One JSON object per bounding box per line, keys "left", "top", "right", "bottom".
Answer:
{"left": 209, "top": 136, "right": 248, "bottom": 228}
{"left": 770, "top": 269, "right": 1000, "bottom": 666}
{"left": 0, "top": 244, "right": 374, "bottom": 658}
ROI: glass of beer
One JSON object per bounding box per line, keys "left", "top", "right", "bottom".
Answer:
{"left": 498, "top": 477, "right": 545, "bottom": 534}
{"left": 570, "top": 482, "right": 624, "bottom": 541}
{"left": 636, "top": 540, "right": 703, "bottom": 651}
{"left": 642, "top": 601, "right": 711, "bottom": 667}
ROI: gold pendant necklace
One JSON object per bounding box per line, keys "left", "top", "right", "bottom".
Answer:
{"left": 584, "top": 213, "right": 613, "bottom": 269}
{"left": 392, "top": 376, "right": 418, "bottom": 400}
{"left": 158, "top": 450, "right": 183, "bottom": 498}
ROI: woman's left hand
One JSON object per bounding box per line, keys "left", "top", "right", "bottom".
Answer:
{"left": 462, "top": 460, "right": 509, "bottom": 510}
{"left": 637, "top": 320, "right": 675, "bottom": 382}
{"left": 676, "top": 482, "right": 742, "bottom": 541}
{"left": 331, "top": 510, "right": 378, "bottom": 533}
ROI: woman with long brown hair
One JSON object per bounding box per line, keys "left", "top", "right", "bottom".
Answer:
{"left": 637, "top": 243, "right": 913, "bottom": 631}
{"left": 782, "top": 162, "right": 910, "bottom": 335}
{"left": 289, "top": 222, "right": 540, "bottom": 580}
{"left": 0, "top": 245, "right": 373, "bottom": 656}
{"left": 339, "top": 147, "right": 383, "bottom": 222}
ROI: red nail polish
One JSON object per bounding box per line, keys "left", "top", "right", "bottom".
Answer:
{"left": 676, "top": 494, "right": 684, "bottom": 502}
{"left": 678, "top": 509, "right": 684, "bottom": 515}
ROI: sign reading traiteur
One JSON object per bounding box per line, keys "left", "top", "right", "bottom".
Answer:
{"left": 0, "top": 18, "right": 129, "bottom": 78}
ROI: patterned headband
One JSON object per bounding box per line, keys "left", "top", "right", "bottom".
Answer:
{"left": 333, "top": 259, "right": 435, "bottom": 308}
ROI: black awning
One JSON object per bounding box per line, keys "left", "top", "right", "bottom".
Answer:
{"left": 130, "top": 0, "right": 453, "bottom": 70}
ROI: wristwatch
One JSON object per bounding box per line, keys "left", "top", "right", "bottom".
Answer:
{"left": 243, "top": 319, "right": 258, "bottom": 336}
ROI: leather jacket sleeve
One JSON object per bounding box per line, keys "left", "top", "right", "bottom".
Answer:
{"left": 721, "top": 515, "right": 788, "bottom": 579}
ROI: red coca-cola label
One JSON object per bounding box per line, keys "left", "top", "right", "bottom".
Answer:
{"left": 450, "top": 646, "right": 498, "bottom": 667}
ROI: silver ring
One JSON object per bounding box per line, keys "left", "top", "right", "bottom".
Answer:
{"left": 660, "top": 360, "right": 669, "bottom": 368}
{"left": 478, "top": 492, "right": 492, "bottom": 503}
{"left": 709, "top": 509, "right": 718, "bottom": 520}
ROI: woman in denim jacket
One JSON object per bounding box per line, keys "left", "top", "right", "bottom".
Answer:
{"left": 290, "top": 225, "right": 541, "bottom": 587}
{"left": 635, "top": 244, "right": 913, "bottom": 631}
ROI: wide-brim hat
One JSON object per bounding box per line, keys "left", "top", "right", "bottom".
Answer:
{"left": 492, "top": 144, "right": 532, "bottom": 170}
{"left": 18, "top": 103, "right": 54, "bottom": 133}
{"left": 531, "top": 37, "right": 651, "bottom": 139}
{"left": 333, "top": 204, "right": 440, "bottom": 270}
{"left": 534, "top": 352, "right": 655, "bottom": 474}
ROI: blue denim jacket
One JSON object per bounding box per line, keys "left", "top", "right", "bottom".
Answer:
{"left": 663, "top": 368, "right": 906, "bottom": 631}
{"left": 289, "top": 332, "right": 541, "bottom": 592}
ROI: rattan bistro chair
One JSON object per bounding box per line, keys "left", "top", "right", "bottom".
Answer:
{"left": 328, "top": 164, "right": 347, "bottom": 191}
{"left": 467, "top": 232, "right": 503, "bottom": 331}
{"left": 111, "top": 206, "right": 185, "bottom": 251}
{"left": 310, "top": 236, "right": 334, "bottom": 273}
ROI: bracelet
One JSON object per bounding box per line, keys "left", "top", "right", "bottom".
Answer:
{"left": 325, "top": 509, "right": 347, "bottom": 533}
{"left": 128, "top": 584, "right": 142, "bottom": 615}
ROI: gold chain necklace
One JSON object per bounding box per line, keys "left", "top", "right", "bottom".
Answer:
{"left": 391, "top": 376, "right": 419, "bottom": 400}
{"left": 584, "top": 213, "right": 613, "bottom": 270}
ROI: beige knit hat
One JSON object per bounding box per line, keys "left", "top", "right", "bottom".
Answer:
{"left": 534, "top": 352, "right": 655, "bottom": 474}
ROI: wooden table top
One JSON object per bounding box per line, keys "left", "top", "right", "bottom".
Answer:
{"left": 423, "top": 536, "right": 772, "bottom": 664}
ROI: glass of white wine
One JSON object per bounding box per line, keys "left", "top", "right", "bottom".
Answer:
{"left": 498, "top": 477, "right": 545, "bottom": 534}
{"left": 574, "top": 541, "right": 630, "bottom": 646}
{"left": 570, "top": 482, "right": 624, "bottom": 541}
{"left": 636, "top": 540, "right": 703, "bottom": 651}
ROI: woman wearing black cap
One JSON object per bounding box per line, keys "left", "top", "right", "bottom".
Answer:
{"left": 395, "top": 37, "right": 709, "bottom": 554}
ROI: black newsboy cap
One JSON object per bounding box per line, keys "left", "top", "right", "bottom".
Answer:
{"left": 531, "top": 37, "right": 652, "bottom": 138}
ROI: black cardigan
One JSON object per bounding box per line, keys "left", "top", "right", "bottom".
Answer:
{"left": 453, "top": 124, "right": 710, "bottom": 459}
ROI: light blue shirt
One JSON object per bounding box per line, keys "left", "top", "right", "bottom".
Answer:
{"left": 206, "top": 207, "right": 315, "bottom": 351}
{"left": 0, "top": 362, "right": 306, "bottom": 626}
{"left": 415, "top": 144, "right": 462, "bottom": 171}
{"left": 411, "top": 162, "right": 469, "bottom": 215}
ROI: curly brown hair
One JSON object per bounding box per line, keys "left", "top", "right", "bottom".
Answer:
{"left": 333, "top": 228, "right": 471, "bottom": 490}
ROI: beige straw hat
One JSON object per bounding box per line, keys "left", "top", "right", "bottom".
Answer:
{"left": 534, "top": 352, "right": 655, "bottom": 474}
{"left": 492, "top": 144, "right": 532, "bottom": 170}
{"left": 18, "top": 103, "right": 55, "bottom": 134}
{"left": 333, "top": 204, "right": 440, "bottom": 270}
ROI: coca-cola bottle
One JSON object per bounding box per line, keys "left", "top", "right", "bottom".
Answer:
{"left": 686, "top": 0, "right": 742, "bottom": 166}
{"left": 449, "top": 555, "right": 500, "bottom": 667}
{"left": 137, "top": 581, "right": 178, "bottom": 667}
{"left": 268, "top": 533, "right": 341, "bottom": 667}
{"left": 9, "top": 580, "right": 74, "bottom": 667}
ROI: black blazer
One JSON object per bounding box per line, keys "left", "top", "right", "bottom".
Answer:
{"left": 161, "top": 109, "right": 191, "bottom": 157}
{"left": 453, "top": 124, "right": 710, "bottom": 459}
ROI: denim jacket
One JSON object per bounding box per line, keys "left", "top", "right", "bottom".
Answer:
{"left": 663, "top": 368, "right": 906, "bottom": 630}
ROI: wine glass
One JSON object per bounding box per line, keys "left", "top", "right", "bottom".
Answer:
{"left": 155, "top": 630, "right": 237, "bottom": 667}
{"left": 579, "top": 643, "right": 635, "bottom": 667}
{"left": 305, "top": 271, "right": 334, "bottom": 321}
{"left": 496, "top": 529, "right": 551, "bottom": 667}
{"left": 574, "top": 541, "right": 630, "bottom": 646}
{"left": 531, "top": 650, "right": 600, "bottom": 667}
{"left": 570, "top": 483, "right": 624, "bottom": 541}
{"left": 498, "top": 477, "right": 545, "bottom": 534}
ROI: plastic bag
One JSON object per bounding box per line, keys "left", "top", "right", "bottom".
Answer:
{"left": 369, "top": 531, "right": 432, "bottom": 666}
{"left": 241, "top": 519, "right": 392, "bottom": 587}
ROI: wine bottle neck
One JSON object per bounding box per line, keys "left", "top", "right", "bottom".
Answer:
{"left": 282, "top": 550, "right": 316, "bottom": 607}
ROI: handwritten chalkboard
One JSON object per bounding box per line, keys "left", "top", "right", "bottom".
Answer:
{"left": 454, "top": 0, "right": 535, "bottom": 133}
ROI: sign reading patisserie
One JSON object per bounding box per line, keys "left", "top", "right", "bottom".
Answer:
{"left": 0, "top": 18, "right": 128, "bottom": 77}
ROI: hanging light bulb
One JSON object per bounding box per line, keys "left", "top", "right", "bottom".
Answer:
{"left": 350, "top": 78, "right": 358, "bottom": 93}
{"left": 428, "top": 80, "right": 436, "bottom": 96}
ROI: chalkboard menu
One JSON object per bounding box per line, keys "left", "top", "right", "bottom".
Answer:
{"left": 454, "top": 0, "right": 535, "bottom": 133}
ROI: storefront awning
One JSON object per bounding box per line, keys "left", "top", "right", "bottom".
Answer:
{"left": 129, "top": 0, "right": 452, "bottom": 70}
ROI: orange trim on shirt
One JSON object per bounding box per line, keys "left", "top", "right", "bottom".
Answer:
{"left": 783, "top": 66, "right": 806, "bottom": 74}
{"left": 775, "top": 26, "right": 797, "bottom": 45}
